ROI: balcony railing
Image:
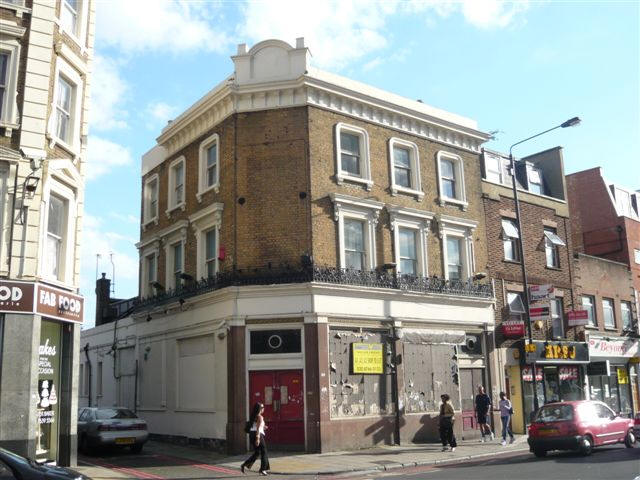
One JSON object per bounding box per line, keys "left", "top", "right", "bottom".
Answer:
{"left": 132, "top": 265, "right": 494, "bottom": 313}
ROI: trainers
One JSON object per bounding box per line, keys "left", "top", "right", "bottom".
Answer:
{"left": 490, "top": 432, "right": 495, "bottom": 441}
{"left": 442, "top": 446, "right": 448, "bottom": 451}
{"left": 451, "top": 447, "right": 456, "bottom": 452}
{"left": 501, "top": 440, "right": 506, "bottom": 446}
{"left": 480, "top": 437, "right": 485, "bottom": 443}
{"left": 510, "top": 437, "right": 515, "bottom": 444}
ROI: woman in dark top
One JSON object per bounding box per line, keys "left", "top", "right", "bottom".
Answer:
{"left": 439, "top": 394, "right": 457, "bottom": 452}
{"left": 241, "top": 402, "right": 270, "bottom": 475}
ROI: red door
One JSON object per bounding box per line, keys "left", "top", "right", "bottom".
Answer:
{"left": 249, "top": 370, "right": 304, "bottom": 448}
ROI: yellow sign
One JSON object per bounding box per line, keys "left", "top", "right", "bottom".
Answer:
{"left": 352, "top": 343, "right": 384, "bottom": 374}
{"left": 544, "top": 344, "right": 576, "bottom": 360}
{"left": 617, "top": 367, "right": 629, "bottom": 384}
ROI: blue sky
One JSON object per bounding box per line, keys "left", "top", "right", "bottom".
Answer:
{"left": 81, "top": 0, "right": 639, "bottom": 327}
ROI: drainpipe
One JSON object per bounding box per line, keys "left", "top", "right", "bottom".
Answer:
{"left": 83, "top": 343, "right": 92, "bottom": 407}
{"left": 7, "top": 161, "right": 19, "bottom": 277}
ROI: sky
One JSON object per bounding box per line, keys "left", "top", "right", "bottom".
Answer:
{"left": 81, "top": 0, "right": 640, "bottom": 328}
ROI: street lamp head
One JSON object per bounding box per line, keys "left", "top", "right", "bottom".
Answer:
{"left": 560, "top": 117, "right": 581, "bottom": 128}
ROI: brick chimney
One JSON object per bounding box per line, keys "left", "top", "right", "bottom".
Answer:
{"left": 95, "top": 273, "right": 111, "bottom": 326}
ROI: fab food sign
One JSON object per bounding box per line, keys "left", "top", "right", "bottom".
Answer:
{"left": 0, "top": 280, "right": 83, "bottom": 324}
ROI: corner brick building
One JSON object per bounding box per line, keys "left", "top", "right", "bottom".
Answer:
{"left": 480, "top": 147, "right": 589, "bottom": 433}
{"left": 567, "top": 168, "right": 640, "bottom": 422}
{"left": 0, "top": 0, "right": 95, "bottom": 465}
{"left": 80, "top": 38, "right": 501, "bottom": 454}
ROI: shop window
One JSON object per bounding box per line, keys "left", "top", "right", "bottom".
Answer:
{"left": 250, "top": 329, "right": 301, "bottom": 355}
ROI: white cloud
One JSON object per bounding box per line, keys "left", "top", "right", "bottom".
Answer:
{"left": 237, "top": 0, "right": 530, "bottom": 70}
{"left": 145, "top": 101, "right": 179, "bottom": 130}
{"left": 85, "top": 136, "right": 134, "bottom": 181}
{"left": 96, "top": 0, "right": 231, "bottom": 54}
{"left": 109, "top": 212, "right": 140, "bottom": 225}
{"left": 90, "top": 55, "right": 128, "bottom": 131}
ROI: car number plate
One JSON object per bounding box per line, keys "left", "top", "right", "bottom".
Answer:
{"left": 538, "top": 428, "right": 558, "bottom": 436}
{"left": 115, "top": 437, "right": 135, "bottom": 445}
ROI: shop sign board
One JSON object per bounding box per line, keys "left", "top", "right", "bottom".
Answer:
{"left": 529, "top": 284, "right": 555, "bottom": 301}
{"left": 352, "top": 343, "right": 384, "bottom": 374}
{"left": 529, "top": 303, "right": 550, "bottom": 322}
{"left": 567, "top": 310, "right": 589, "bottom": 327}
{"left": 0, "top": 280, "right": 83, "bottom": 324}
{"left": 502, "top": 320, "right": 525, "bottom": 338}
{"left": 588, "top": 336, "right": 639, "bottom": 358}
{"left": 523, "top": 340, "right": 590, "bottom": 364}
{"left": 617, "top": 367, "right": 629, "bottom": 384}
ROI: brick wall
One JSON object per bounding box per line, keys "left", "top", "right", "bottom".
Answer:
{"left": 307, "top": 106, "right": 489, "bottom": 275}
{"left": 483, "top": 191, "right": 578, "bottom": 345}
{"left": 573, "top": 253, "right": 636, "bottom": 335}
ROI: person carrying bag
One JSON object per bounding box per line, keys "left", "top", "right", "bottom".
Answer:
{"left": 498, "top": 391, "right": 515, "bottom": 445}
{"left": 439, "top": 394, "right": 457, "bottom": 452}
{"left": 241, "top": 402, "right": 270, "bottom": 475}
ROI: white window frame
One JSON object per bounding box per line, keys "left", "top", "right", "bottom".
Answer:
{"left": 544, "top": 227, "right": 564, "bottom": 268}
{"left": 483, "top": 151, "right": 504, "bottom": 184}
{"left": 507, "top": 292, "right": 526, "bottom": 318}
{"left": 334, "top": 123, "right": 373, "bottom": 191}
{"left": 58, "top": 0, "right": 89, "bottom": 49}
{"left": 582, "top": 295, "right": 596, "bottom": 327}
{"left": 527, "top": 166, "right": 544, "bottom": 195}
{"left": 39, "top": 179, "right": 76, "bottom": 285}
{"left": 387, "top": 206, "right": 433, "bottom": 276}
{"left": 501, "top": 218, "right": 520, "bottom": 262}
{"left": 0, "top": 37, "right": 21, "bottom": 131}
{"left": 145, "top": 253, "right": 157, "bottom": 295}
{"left": 48, "top": 58, "right": 83, "bottom": 156}
{"left": 163, "top": 224, "right": 187, "bottom": 291}
{"left": 143, "top": 173, "right": 159, "bottom": 227}
{"left": 634, "top": 249, "right": 640, "bottom": 264}
{"left": 189, "top": 203, "right": 223, "bottom": 280}
{"left": 197, "top": 133, "right": 220, "bottom": 202}
{"left": 166, "top": 156, "right": 186, "bottom": 215}
{"left": 550, "top": 297, "right": 564, "bottom": 339}
{"left": 437, "top": 214, "right": 477, "bottom": 281}
{"left": 602, "top": 298, "right": 615, "bottom": 329}
{"left": 331, "top": 193, "right": 383, "bottom": 270}
{"left": 388, "top": 138, "right": 423, "bottom": 200}
{"left": 436, "top": 151, "right": 468, "bottom": 210}
{"left": 139, "top": 241, "right": 160, "bottom": 298}
{"left": 621, "top": 300, "right": 632, "bottom": 330}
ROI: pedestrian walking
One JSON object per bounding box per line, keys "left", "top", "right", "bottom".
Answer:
{"left": 439, "top": 394, "right": 457, "bottom": 452}
{"left": 475, "top": 385, "right": 494, "bottom": 442}
{"left": 498, "top": 392, "right": 515, "bottom": 446}
{"left": 241, "top": 402, "right": 270, "bottom": 476}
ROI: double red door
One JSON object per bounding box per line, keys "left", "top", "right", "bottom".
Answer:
{"left": 249, "top": 370, "right": 304, "bottom": 448}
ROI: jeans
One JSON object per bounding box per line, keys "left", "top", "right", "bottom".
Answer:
{"left": 501, "top": 415, "right": 514, "bottom": 440}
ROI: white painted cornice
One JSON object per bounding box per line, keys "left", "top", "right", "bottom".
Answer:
{"left": 0, "top": 19, "right": 26, "bottom": 37}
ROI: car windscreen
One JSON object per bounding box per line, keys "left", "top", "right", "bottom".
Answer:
{"left": 535, "top": 404, "right": 574, "bottom": 423}
{"left": 95, "top": 408, "right": 138, "bottom": 420}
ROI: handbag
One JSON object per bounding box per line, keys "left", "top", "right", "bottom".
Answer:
{"left": 509, "top": 406, "right": 514, "bottom": 415}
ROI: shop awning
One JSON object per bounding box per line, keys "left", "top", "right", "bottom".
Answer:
{"left": 397, "top": 328, "right": 466, "bottom": 345}
{"left": 544, "top": 230, "right": 566, "bottom": 246}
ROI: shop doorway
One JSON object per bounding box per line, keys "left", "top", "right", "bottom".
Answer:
{"left": 249, "top": 370, "right": 304, "bottom": 449}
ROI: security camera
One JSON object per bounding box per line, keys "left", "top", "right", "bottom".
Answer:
{"left": 465, "top": 337, "right": 477, "bottom": 351}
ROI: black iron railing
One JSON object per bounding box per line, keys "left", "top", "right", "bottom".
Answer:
{"left": 131, "top": 265, "right": 493, "bottom": 313}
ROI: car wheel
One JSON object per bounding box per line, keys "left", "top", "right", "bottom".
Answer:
{"left": 624, "top": 429, "right": 636, "bottom": 448}
{"left": 580, "top": 435, "right": 593, "bottom": 456}
{"left": 533, "top": 449, "right": 547, "bottom": 458}
{"left": 130, "top": 444, "right": 143, "bottom": 454}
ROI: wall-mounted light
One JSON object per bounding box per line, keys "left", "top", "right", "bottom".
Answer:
{"left": 144, "top": 345, "right": 151, "bottom": 360}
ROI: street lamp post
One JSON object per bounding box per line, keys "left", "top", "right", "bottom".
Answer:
{"left": 508, "top": 117, "right": 580, "bottom": 415}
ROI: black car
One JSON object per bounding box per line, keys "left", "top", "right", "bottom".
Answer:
{"left": 0, "top": 447, "right": 88, "bottom": 480}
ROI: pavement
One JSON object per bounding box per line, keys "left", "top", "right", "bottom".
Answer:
{"left": 76, "top": 435, "right": 531, "bottom": 478}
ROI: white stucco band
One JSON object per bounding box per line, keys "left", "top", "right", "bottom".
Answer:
{"left": 147, "top": 38, "right": 492, "bottom": 168}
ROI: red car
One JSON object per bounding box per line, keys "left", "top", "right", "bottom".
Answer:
{"left": 527, "top": 400, "right": 636, "bottom": 457}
